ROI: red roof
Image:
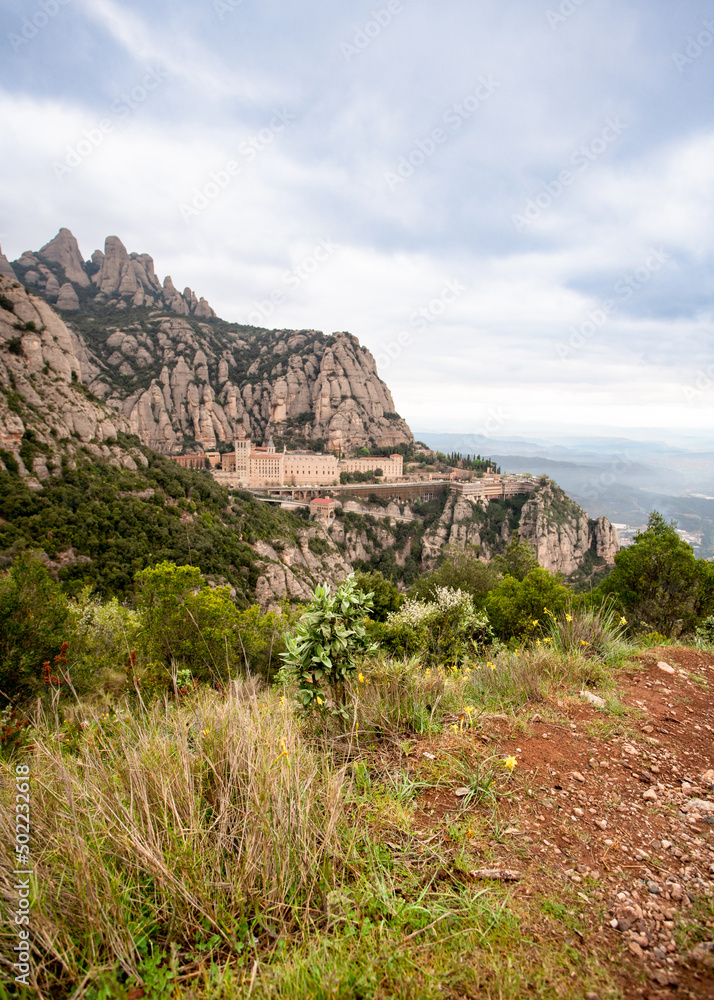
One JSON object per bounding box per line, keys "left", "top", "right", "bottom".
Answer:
{"left": 310, "top": 497, "right": 335, "bottom": 506}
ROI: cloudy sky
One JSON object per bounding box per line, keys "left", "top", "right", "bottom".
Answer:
{"left": 1, "top": 0, "right": 713, "bottom": 443}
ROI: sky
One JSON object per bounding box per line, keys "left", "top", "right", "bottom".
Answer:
{"left": 1, "top": 0, "right": 713, "bottom": 444}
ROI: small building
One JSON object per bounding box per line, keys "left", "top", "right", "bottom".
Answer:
{"left": 171, "top": 453, "right": 208, "bottom": 470}
{"left": 309, "top": 497, "right": 336, "bottom": 526}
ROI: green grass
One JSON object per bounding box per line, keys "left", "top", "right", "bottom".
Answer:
{"left": 0, "top": 642, "right": 645, "bottom": 998}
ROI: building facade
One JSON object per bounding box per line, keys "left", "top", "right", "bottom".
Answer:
{"left": 339, "top": 454, "right": 403, "bottom": 478}
{"left": 173, "top": 440, "right": 403, "bottom": 489}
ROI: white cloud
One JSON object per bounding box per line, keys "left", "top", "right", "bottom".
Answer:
{"left": 1, "top": 0, "right": 713, "bottom": 442}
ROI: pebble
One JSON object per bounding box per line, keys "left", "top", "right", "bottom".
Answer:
{"left": 657, "top": 662, "right": 675, "bottom": 674}
{"left": 701, "top": 769, "right": 714, "bottom": 787}
{"left": 647, "top": 881, "right": 660, "bottom": 894}
{"left": 684, "top": 797, "right": 714, "bottom": 814}
{"left": 689, "top": 940, "right": 714, "bottom": 970}
{"left": 581, "top": 689, "right": 606, "bottom": 707}
{"left": 643, "top": 788, "right": 658, "bottom": 801}
{"left": 572, "top": 771, "right": 586, "bottom": 782}
{"left": 595, "top": 818, "right": 608, "bottom": 830}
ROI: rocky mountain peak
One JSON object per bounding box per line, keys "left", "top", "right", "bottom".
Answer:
{"left": 7, "top": 228, "right": 413, "bottom": 456}
{"left": 11, "top": 229, "right": 217, "bottom": 319}
{"left": 0, "top": 243, "right": 17, "bottom": 280}
{"left": 39, "top": 228, "right": 90, "bottom": 287}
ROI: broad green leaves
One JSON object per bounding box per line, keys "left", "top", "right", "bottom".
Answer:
{"left": 281, "top": 575, "right": 377, "bottom": 718}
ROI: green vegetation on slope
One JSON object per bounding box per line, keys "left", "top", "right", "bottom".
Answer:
{"left": 0, "top": 436, "right": 306, "bottom": 600}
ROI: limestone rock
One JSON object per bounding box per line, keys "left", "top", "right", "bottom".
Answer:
{"left": 0, "top": 276, "right": 137, "bottom": 476}
{"left": 0, "top": 244, "right": 17, "bottom": 280}
{"left": 38, "top": 228, "right": 91, "bottom": 287}
{"left": 689, "top": 941, "right": 714, "bottom": 970}
{"left": 56, "top": 282, "right": 80, "bottom": 311}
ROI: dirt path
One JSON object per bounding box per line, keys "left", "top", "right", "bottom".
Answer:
{"left": 412, "top": 647, "right": 714, "bottom": 999}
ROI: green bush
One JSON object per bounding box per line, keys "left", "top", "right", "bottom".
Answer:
{"left": 281, "top": 575, "right": 376, "bottom": 718}
{"left": 694, "top": 615, "right": 714, "bottom": 647}
{"left": 483, "top": 567, "right": 570, "bottom": 642}
{"left": 134, "top": 561, "right": 240, "bottom": 685}
{"left": 66, "top": 587, "right": 139, "bottom": 693}
{"left": 353, "top": 569, "right": 403, "bottom": 622}
{"left": 0, "top": 551, "right": 70, "bottom": 705}
{"left": 598, "top": 511, "right": 714, "bottom": 636}
{"left": 381, "top": 587, "right": 492, "bottom": 666}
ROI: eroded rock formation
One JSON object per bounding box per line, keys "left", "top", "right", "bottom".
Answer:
{"left": 10, "top": 230, "right": 413, "bottom": 456}
{"left": 0, "top": 277, "right": 144, "bottom": 484}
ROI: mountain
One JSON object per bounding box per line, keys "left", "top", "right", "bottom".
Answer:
{"left": 8, "top": 229, "right": 414, "bottom": 456}
{"left": 418, "top": 432, "right": 714, "bottom": 558}
{"left": 0, "top": 275, "right": 136, "bottom": 484}
{"left": 1, "top": 237, "right": 619, "bottom": 601}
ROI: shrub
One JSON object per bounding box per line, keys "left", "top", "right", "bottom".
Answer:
{"left": 0, "top": 551, "right": 70, "bottom": 705}
{"left": 483, "top": 567, "right": 570, "bottom": 642}
{"left": 66, "top": 587, "right": 139, "bottom": 695}
{"left": 353, "top": 569, "right": 403, "bottom": 621}
{"left": 598, "top": 511, "right": 714, "bottom": 636}
{"left": 694, "top": 615, "right": 714, "bottom": 648}
{"left": 134, "top": 561, "right": 240, "bottom": 685}
{"left": 281, "top": 575, "right": 376, "bottom": 717}
{"left": 382, "top": 587, "right": 492, "bottom": 666}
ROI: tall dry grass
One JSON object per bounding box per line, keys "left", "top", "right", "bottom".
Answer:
{"left": 0, "top": 685, "right": 347, "bottom": 993}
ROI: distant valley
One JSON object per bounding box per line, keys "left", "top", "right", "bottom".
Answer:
{"left": 418, "top": 432, "right": 714, "bottom": 558}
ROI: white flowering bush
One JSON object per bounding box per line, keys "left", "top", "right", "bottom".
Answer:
{"left": 382, "top": 587, "right": 492, "bottom": 666}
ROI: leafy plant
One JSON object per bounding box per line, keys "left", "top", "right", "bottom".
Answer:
{"left": 134, "top": 561, "right": 240, "bottom": 685}
{"left": 381, "top": 587, "right": 493, "bottom": 665}
{"left": 483, "top": 567, "right": 570, "bottom": 642}
{"left": 281, "top": 575, "right": 376, "bottom": 717}
{"left": 598, "top": 511, "right": 714, "bottom": 636}
{"left": 0, "top": 550, "right": 70, "bottom": 705}
{"left": 694, "top": 614, "right": 714, "bottom": 648}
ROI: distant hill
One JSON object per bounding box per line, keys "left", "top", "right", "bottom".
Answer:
{"left": 418, "top": 432, "right": 714, "bottom": 558}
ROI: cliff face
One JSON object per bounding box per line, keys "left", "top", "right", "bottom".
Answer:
{"left": 517, "top": 481, "right": 619, "bottom": 576}
{"left": 328, "top": 480, "right": 619, "bottom": 590}
{"left": 10, "top": 229, "right": 413, "bottom": 456}
{"left": 0, "top": 276, "right": 145, "bottom": 483}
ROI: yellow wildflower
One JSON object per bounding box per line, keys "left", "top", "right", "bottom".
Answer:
{"left": 317, "top": 696, "right": 324, "bottom": 705}
{"left": 566, "top": 613, "right": 572, "bottom": 622}
{"left": 358, "top": 672, "right": 365, "bottom": 684}
{"left": 581, "top": 640, "right": 589, "bottom": 646}
{"left": 532, "top": 619, "right": 539, "bottom": 627}
{"left": 503, "top": 755, "right": 517, "bottom": 771}
{"left": 620, "top": 617, "right": 627, "bottom": 625}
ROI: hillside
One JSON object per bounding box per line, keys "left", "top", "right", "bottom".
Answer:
{"left": 332, "top": 480, "right": 618, "bottom": 590}
{"left": 2, "top": 623, "right": 713, "bottom": 999}
{"left": 4, "top": 230, "right": 413, "bottom": 456}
